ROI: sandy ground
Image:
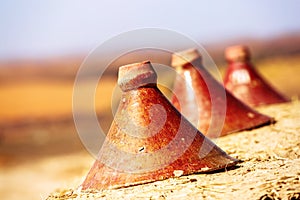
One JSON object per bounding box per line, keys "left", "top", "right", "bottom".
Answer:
{"left": 45, "top": 102, "right": 300, "bottom": 200}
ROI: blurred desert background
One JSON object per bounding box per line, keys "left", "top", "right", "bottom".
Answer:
{"left": 1, "top": 1, "right": 300, "bottom": 200}
{"left": 1, "top": 34, "right": 300, "bottom": 200}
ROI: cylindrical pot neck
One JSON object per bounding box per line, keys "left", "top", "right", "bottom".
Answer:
{"left": 118, "top": 61, "right": 158, "bottom": 92}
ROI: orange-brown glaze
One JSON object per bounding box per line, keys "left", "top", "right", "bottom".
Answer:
{"left": 81, "top": 61, "right": 240, "bottom": 190}
{"left": 224, "top": 45, "right": 289, "bottom": 107}
{"left": 171, "top": 49, "right": 272, "bottom": 137}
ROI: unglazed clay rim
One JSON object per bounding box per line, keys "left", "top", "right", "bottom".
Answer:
{"left": 225, "top": 45, "right": 250, "bottom": 62}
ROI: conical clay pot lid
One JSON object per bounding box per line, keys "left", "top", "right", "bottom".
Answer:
{"left": 81, "top": 61, "right": 240, "bottom": 190}
{"left": 171, "top": 49, "right": 273, "bottom": 137}
{"left": 224, "top": 45, "right": 289, "bottom": 107}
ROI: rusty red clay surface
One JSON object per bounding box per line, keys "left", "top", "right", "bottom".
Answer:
{"left": 81, "top": 61, "right": 240, "bottom": 190}
{"left": 171, "top": 49, "right": 273, "bottom": 138}
{"left": 224, "top": 45, "right": 289, "bottom": 107}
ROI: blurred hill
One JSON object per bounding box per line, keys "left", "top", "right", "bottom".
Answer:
{"left": 206, "top": 33, "right": 300, "bottom": 64}
{"left": 0, "top": 55, "right": 85, "bottom": 82}
{"left": 1, "top": 33, "right": 300, "bottom": 82}
{"left": 0, "top": 33, "right": 300, "bottom": 129}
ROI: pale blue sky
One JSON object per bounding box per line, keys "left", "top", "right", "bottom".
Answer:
{"left": 0, "top": 0, "right": 299, "bottom": 59}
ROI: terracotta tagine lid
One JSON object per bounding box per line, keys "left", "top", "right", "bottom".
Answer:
{"left": 81, "top": 61, "right": 240, "bottom": 190}
{"left": 171, "top": 49, "right": 273, "bottom": 138}
{"left": 224, "top": 45, "right": 289, "bottom": 107}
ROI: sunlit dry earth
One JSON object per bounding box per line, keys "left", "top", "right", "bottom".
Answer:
{"left": 47, "top": 102, "right": 300, "bottom": 200}
{"left": 0, "top": 55, "right": 300, "bottom": 199}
